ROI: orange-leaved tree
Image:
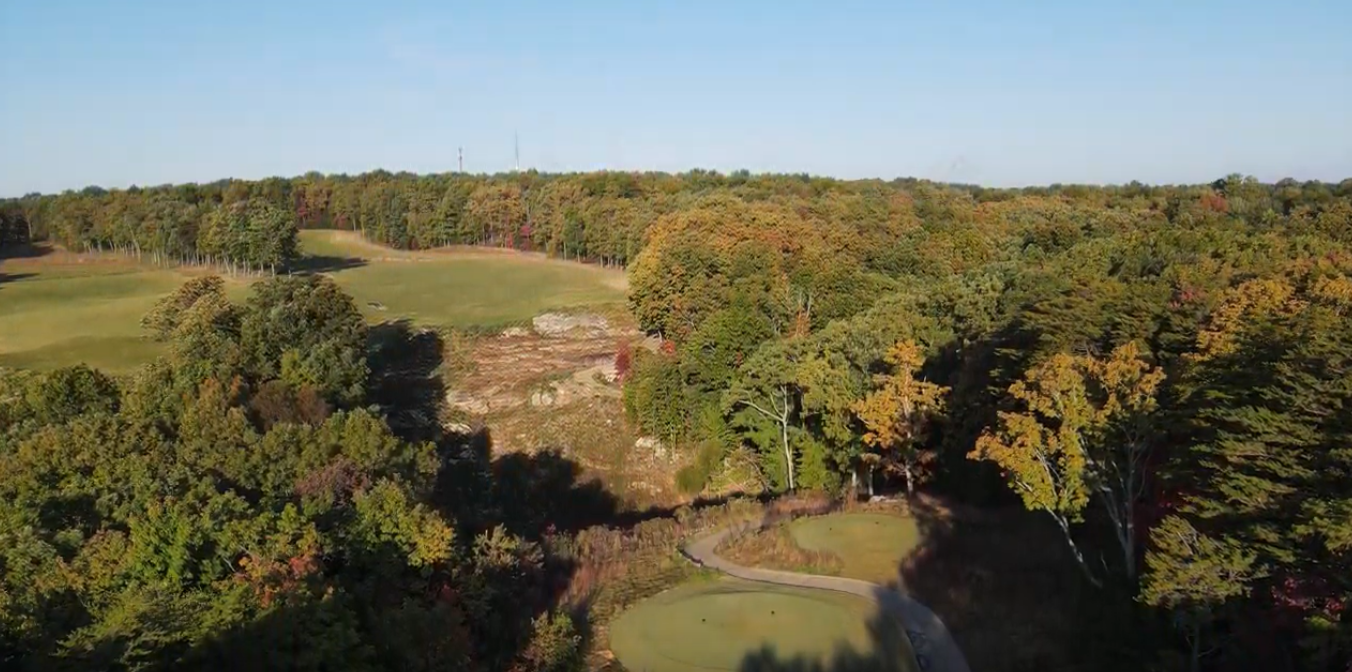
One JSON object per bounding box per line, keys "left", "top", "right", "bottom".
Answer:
{"left": 852, "top": 340, "right": 947, "bottom": 497}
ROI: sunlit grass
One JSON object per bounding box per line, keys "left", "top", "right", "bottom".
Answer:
{"left": 0, "top": 232, "right": 626, "bottom": 373}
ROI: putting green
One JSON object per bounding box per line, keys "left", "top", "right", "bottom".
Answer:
{"left": 789, "top": 513, "right": 921, "bottom": 584}
{"left": 609, "top": 578, "right": 891, "bottom": 672}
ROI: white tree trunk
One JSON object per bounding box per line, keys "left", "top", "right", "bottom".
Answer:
{"left": 1052, "top": 513, "right": 1103, "bottom": 588}
{"left": 779, "top": 385, "right": 794, "bottom": 491}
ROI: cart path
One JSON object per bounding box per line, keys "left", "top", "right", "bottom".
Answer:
{"left": 682, "top": 520, "right": 971, "bottom": 672}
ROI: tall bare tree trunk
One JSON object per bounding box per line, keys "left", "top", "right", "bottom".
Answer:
{"left": 779, "top": 384, "right": 794, "bottom": 491}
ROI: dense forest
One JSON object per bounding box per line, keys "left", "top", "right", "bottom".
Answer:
{"left": 3, "top": 170, "right": 1352, "bottom": 671}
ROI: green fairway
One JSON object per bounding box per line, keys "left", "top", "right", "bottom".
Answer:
{"left": 0, "top": 232, "right": 625, "bottom": 373}
{"left": 298, "top": 231, "right": 626, "bottom": 328}
{"left": 789, "top": 513, "right": 922, "bottom": 584}
{"left": 0, "top": 259, "right": 224, "bottom": 374}
{"left": 609, "top": 578, "right": 911, "bottom": 672}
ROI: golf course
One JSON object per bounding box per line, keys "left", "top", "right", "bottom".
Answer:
{"left": 605, "top": 511, "right": 955, "bottom": 672}
{"left": 608, "top": 578, "right": 883, "bottom": 671}
{"left": 0, "top": 230, "right": 626, "bottom": 373}
{"left": 789, "top": 512, "right": 923, "bottom": 584}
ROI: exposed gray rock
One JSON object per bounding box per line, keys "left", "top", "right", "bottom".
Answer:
{"left": 532, "top": 312, "right": 609, "bottom": 337}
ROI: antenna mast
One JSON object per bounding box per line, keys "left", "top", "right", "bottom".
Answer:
{"left": 458, "top": 146, "right": 464, "bottom": 173}
{"left": 514, "top": 132, "right": 520, "bottom": 172}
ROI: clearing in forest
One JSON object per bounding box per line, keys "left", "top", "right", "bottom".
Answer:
{"left": 789, "top": 512, "right": 923, "bottom": 585}
{"left": 607, "top": 577, "right": 911, "bottom": 672}
{"left": 298, "top": 231, "right": 627, "bottom": 328}
{"left": 0, "top": 231, "right": 627, "bottom": 373}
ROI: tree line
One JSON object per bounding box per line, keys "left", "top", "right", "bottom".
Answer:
{"left": 10, "top": 170, "right": 1348, "bottom": 273}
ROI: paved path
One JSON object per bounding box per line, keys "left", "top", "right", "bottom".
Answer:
{"left": 682, "top": 520, "right": 971, "bottom": 672}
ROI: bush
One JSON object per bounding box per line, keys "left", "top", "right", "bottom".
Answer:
{"left": 675, "top": 440, "right": 723, "bottom": 495}
{"left": 717, "top": 525, "right": 843, "bottom": 576}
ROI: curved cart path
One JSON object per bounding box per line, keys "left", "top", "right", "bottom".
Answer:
{"left": 683, "top": 521, "right": 971, "bottom": 672}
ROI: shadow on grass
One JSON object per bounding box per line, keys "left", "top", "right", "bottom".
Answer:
{"left": 895, "top": 497, "right": 1150, "bottom": 672}
{"left": 735, "top": 592, "right": 917, "bottom": 672}
{"left": 0, "top": 243, "right": 47, "bottom": 291}
{"left": 0, "top": 243, "right": 53, "bottom": 261}
{"left": 0, "top": 271, "right": 35, "bottom": 287}
{"left": 291, "top": 253, "right": 367, "bottom": 274}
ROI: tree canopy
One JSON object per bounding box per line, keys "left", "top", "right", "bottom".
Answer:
{"left": 5, "top": 168, "right": 1352, "bottom": 671}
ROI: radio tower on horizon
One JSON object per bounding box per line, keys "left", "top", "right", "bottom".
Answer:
{"left": 514, "top": 132, "right": 520, "bottom": 173}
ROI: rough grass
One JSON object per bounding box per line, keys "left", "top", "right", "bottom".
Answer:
{"left": 718, "top": 525, "right": 845, "bottom": 576}
{"left": 0, "top": 233, "right": 626, "bottom": 372}
{"left": 788, "top": 512, "right": 923, "bottom": 585}
{"left": 607, "top": 578, "right": 889, "bottom": 672}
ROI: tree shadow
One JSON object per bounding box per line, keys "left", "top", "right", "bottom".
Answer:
{"left": 0, "top": 243, "right": 46, "bottom": 291}
{"left": 928, "top": 338, "right": 1005, "bottom": 505}
{"left": 366, "top": 319, "right": 446, "bottom": 442}
{"left": 735, "top": 586, "right": 918, "bottom": 672}
{"left": 430, "top": 425, "right": 624, "bottom": 541}
{"left": 492, "top": 448, "right": 624, "bottom": 539}
{"left": 894, "top": 497, "right": 1150, "bottom": 672}
{"left": 0, "top": 243, "right": 53, "bottom": 261}
{"left": 0, "top": 271, "right": 35, "bottom": 287}
{"left": 291, "top": 254, "right": 367, "bottom": 274}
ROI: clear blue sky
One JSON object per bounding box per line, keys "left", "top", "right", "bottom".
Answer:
{"left": 2, "top": 0, "right": 1350, "bottom": 195}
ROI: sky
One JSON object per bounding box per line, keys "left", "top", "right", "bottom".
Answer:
{"left": 1, "top": 0, "right": 1350, "bottom": 196}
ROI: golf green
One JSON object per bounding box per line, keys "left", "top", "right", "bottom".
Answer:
{"left": 608, "top": 578, "right": 887, "bottom": 672}
{"left": 789, "top": 513, "right": 921, "bottom": 584}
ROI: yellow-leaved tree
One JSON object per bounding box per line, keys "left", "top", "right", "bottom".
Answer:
{"left": 969, "top": 341, "right": 1163, "bottom": 586}
{"left": 852, "top": 341, "right": 948, "bottom": 497}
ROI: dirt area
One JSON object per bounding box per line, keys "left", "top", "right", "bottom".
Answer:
{"left": 444, "top": 311, "right": 680, "bottom": 507}
{"left": 446, "top": 312, "right": 633, "bottom": 417}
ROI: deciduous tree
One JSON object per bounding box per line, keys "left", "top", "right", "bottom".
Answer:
{"left": 970, "top": 341, "right": 1163, "bottom": 584}
{"left": 853, "top": 340, "right": 948, "bottom": 496}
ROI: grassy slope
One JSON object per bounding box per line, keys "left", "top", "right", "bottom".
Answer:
{"left": 0, "top": 256, "right": 249, "bottom": 373}
{"left": 789, "top": 512, "right": 922, "bottom": 585}
{"left": 0, "top": 232, "right": 626, "bottom": 373}
{"left": 607, "top": 577, "right": 899, "bottom": 672}
{"left": 300, "top": 231, "right": 626, "bottom": 329}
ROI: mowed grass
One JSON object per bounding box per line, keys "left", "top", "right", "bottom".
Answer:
{"left": 609, "top": 577, "right": 911, "bottom": 672}
{"left": 789, "top": 513, "right": 922, "bottom": 585}
{"left": 0, "top": 232, "right": 626, "bottom": 373}
{"left": 0, "top": 254, "right": 249, "bottom": 373}
{"left": 299, "top": 231, "right": 627, "bottom": 328}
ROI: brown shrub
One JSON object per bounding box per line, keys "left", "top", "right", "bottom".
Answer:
{"left": 249, "top": 380, "right": 332, "bottom": 429}
{"left": 613, "top": 340, "right": 632, "bottom": 383}
{"left": 717, "top": 525, "right": 843, "bottom": 576}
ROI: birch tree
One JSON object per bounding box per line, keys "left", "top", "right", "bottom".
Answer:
{"left": 969, "top": 341, "right": 1163, "bottom": 585}
{"left": 726, "top": 339, "right": 804, "bottom": 492}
